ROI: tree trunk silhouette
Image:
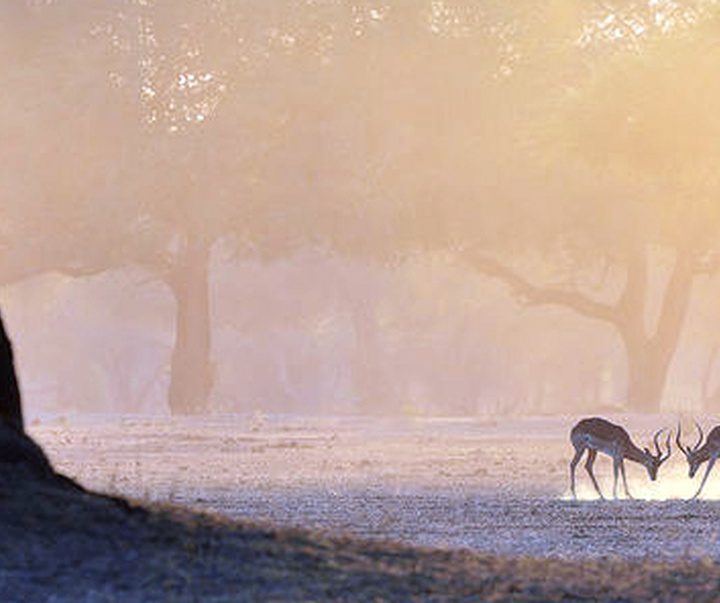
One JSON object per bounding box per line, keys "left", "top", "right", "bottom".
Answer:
{"left": 619, "top": 247, "right": 694, "bottom": 412}
{"left": 465, "top": 244, "right": 697, "bottom": 414}
{"left": 0, "top": 309, "right": 82, "bottom": 485}
{"left": 0, "top": 312, "right": 23, "bottom": 432}
{"left": 167, "top": 231, "right": 213, "bottom": 415}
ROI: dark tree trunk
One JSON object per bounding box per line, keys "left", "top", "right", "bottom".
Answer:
{"left": 465, "top": 244, "right": 698, "bottom": 414}
{"left": 0, "top": 309, "right": 58, "bottom": 475}
{"left": 620, "top": 248, "right": 694, "bottom": 413}
{"left": 0, "top": 312, "right": 23, "bottom": 432}
{"left": 167, "top": 232, "right": 213, "bottom": 415}
{"left": 0, "top": 309, "right": 84, "bottom": 487}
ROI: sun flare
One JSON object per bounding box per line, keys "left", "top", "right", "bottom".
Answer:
{"left": 566, "top": 470, "right": 720, "bottom": 501}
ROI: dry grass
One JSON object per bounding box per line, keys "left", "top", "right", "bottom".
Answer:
{"left": 2, "top": 465, "right": 720, "bottom": 602}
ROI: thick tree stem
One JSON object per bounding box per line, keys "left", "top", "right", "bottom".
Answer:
{"left": 621, "top": 248, "right": 695, "bottom": 413}
{"left": 464, "top": 246, "right": 697, "bottom": 414}
{"left": 0, "top": 308, "right": 84, "bottom": 488}
{"left": 167, "top": 232, "right": 213, "bottom": 415}
{"left": 0, "top": 311, "right": 23, "bottom": 432}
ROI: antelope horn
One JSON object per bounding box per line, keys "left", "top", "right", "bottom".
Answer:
{"left": 693, "top": 420, "right": 705, "bottom": 452}
{"left": 653, "top": 428, "right": 664, "bottom": 458}
{"left": 661, "top": 429, "right": 672, "bottom": 462}
{"left": 676, "top": 422, "right": 687, "bottom": 455}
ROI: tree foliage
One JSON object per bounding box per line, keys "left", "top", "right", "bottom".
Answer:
{"left": 7, "top": 1, "right": 720, "bottom": 414}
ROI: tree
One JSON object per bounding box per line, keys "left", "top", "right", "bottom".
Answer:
{"left": 352, "top": 1, "right": 720, "bottom": 413}
{"left": 3, "top": 1, "right": 374, "bottom": 415}
{"left": 527, "top": 8, "right": 720, "bottom": 412}
{"left": 123, "top": 1, "right": 349, "bottom": 414}
{"left": 14, "top": 0, "right": 718, "bottom": 416}
{"left": 0, "top": 307, "right": 70, "bottom": 481}
{"left": 0, "top": 311, "right": 23, "bottom": 432}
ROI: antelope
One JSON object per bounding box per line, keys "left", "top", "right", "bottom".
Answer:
{"left": 569, "top": 417, "right": 672, "bottom": 500}
{"left": 676, "top": 421, "right": 720, "bottom": 499}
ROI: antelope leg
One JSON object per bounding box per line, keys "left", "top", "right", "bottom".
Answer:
{"left": 620, "top": 461, "right": 633, "bottom": 500}
{"left": 584, "top": 449, "right": 604, "bottom": 500}
{"left": 693, "top": 457, "right": 718, "bottom": 500}
{"left": 569, "top": 447, "right": 584, "bottom": 500}
{"left": 612, "top": 459, "right": 620, "bottom": 499}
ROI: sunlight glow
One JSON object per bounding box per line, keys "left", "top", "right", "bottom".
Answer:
{"left": 566, "top": 468, "right": 720, "bottom": 501}
{"left": 578, "top": 0, "right": 713, "bottom": 50}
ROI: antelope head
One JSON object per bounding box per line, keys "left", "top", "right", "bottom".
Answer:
{"left": 676, "top": 421, "right": 705, "bottom": 477}
{"left": 642, "top": 428, "right": 673, "bottom": 480}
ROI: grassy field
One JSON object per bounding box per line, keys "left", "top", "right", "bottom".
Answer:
{"left": 4, "top": 413, "right": 720, "bottom": 601}
{"left": 2, "top": 465, "right": 720, "bottom": 602}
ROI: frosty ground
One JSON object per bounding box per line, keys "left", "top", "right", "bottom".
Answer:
{"left": 29, "top": 413, "right": 720, "bottom": 561}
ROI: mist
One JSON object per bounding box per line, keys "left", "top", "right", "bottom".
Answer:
{"left": 3, "top": 0, "right": 720, "bottom": 419}
{"left": 9, "top": 5, "right": 720, "bottom": 600}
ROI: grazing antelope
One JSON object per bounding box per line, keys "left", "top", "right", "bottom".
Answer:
{"left": 569, "top": 417, "right": 672, "bottom": 500}
{"left": 676, "top": 421, "right": 720, "bottom": 499}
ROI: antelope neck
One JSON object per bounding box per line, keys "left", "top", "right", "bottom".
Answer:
{"left": 624, "top": 444, "right": 651, "bottom": 465}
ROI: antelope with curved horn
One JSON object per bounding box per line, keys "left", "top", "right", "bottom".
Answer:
{"left": 676, "top": 421, "right": 720, "bottom": 499}
{"left": 569, "top": 417, "right": 672, "bottom": 500}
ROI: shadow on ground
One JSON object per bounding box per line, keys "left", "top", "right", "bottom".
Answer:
{"left": 3, "top": 450, "right": 720, "bottom": 603}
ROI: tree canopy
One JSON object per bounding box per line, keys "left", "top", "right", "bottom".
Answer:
{"left": 5, "top": 0, "right": 720, "bottom": 414}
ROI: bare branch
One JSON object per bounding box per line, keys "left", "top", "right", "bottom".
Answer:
{"left": 463, "top": 251, "right": 618, "bottom": 325}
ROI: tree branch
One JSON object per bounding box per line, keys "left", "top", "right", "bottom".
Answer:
{"left": 463, "top": 251, "right": 619, "bottom": 325}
